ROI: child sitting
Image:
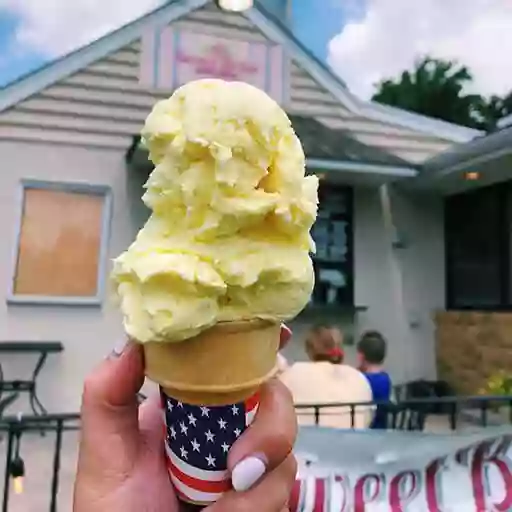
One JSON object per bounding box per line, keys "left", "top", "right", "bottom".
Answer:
{"left": 356, "top": 331, "right": 392, "bottom": 429}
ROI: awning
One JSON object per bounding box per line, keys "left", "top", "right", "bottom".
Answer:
{"left": 413, "top": 125, "right": 512, "bottom": 194}
{"left": 126, "top": 114, "right": 418, "bottom": 186}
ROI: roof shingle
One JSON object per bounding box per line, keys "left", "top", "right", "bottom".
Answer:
{"left": 289, "top": 114, "right": 412, "bottom": 167}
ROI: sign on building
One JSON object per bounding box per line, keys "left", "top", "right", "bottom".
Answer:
{"left": 140, "top": 27, "right": 289, "bottom": 105}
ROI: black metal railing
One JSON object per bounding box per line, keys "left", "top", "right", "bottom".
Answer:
{"left": 1, "top": 395, "right": 512, "bottom": 511}
{"left": 295, "top": 394, "right": 512, "bottom": 430}
{"left": 0, "top": 413, "right": 80, "bottom": 512}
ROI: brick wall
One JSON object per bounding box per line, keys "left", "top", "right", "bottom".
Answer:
{"left": 435, "top": 311, "right": 512, "bottom": 395}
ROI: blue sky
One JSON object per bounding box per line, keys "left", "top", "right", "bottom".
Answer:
{"left": 1, "top": 0, "right": 511, "bottom": 99}
{"left": 0, "top": 0, "right": 344, "bottom": 88}
{"left": 292, "top": 1, "right": 345, "bottom": 61}
{"left": 0, "top": 10, "right": 45, "bottom": 87}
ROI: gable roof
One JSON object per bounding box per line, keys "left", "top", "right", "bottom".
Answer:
{"left": 0, "top": 0, "right": 481, "bottom": 144}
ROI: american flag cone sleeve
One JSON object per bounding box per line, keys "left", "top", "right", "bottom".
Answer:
{"left": 143, "top": 320, "right": 281, "bottom": 506}
{"left": 161, "top": 389, "right": 259, "bottom": 505}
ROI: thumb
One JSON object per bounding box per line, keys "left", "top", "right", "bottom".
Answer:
{"left": 79, "top": 341, "right": 145, "bottom": 471}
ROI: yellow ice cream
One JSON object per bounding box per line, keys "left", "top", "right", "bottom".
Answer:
{"left": 111, "top": 79, "right": 318, "bottom": 343}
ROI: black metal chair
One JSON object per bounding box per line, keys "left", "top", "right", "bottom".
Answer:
{"left": 0, "top": 392, "right": 20, "bottom": 441}
{"left": 386, "top": 402, "right": 427, "bottom": 431}
{"left": 0, "top": 393, "right": 19, "bottom": 418}
{"left": 405, "top": 380, "right": 454, "bottom": 414}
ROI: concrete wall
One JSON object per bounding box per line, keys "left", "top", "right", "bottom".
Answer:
{"left": 388, "top": 188, "right": 446, "bottom": 381}
{"left": 278, "top": 186, "right": 445, "bottom": 385}
{"left": 352, "top": 187, "right": 445, "bottom": 383}
{"left": 0, "top": 141, "right": 131, "bottom": 414}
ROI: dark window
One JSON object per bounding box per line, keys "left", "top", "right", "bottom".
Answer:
{"left": 310, "top": 183, "right": 354, "bottom": 306}
{"left": 445, "top": 184, "right": 510, "bottom": 309}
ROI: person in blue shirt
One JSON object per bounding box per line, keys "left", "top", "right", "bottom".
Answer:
{"left": 356, "top": 331, "right": 392, "bottom": 429}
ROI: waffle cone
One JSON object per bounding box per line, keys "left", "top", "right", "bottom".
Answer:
{"left": 143, "top": 319, "right": 280, "bottom": 405}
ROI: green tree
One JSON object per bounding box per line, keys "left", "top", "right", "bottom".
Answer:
{"left": 473, "top": 91, "right": 512, "bottom": 131}
{"left": 372, "top": 56, "right": 483, "bottom": 129}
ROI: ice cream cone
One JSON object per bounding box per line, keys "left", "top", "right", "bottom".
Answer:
{"left": 143, "top": 319, "right": 281, "bottom": 405}
{"left": 144, "top": 320, "right": 280, "bottom": 505}
{"left": 111, "top": 80, "right": 318, "bottom": 507}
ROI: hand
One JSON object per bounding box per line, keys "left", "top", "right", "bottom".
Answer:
{"left": 73, "top": 326, "right": 296, "bottom": 512}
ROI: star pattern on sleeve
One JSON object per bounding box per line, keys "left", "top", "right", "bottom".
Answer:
{"left": 163, "top": 393, "right": 255, "bottom": 472}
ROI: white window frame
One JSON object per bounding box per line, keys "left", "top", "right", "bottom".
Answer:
{"left": 7, "top": 179, "right": 113, "bottom": 306}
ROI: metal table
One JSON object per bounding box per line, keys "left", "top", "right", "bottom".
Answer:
{"left": 0, "top": 342, "right": 63, "bottom": 417}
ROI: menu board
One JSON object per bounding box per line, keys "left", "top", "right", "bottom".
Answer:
{"left": 310, "top": 186, "right": 353, "bottom": 306}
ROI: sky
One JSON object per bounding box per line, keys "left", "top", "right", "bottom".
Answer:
{"left": 0, "top": 0, "right": 511, "bottom": 100}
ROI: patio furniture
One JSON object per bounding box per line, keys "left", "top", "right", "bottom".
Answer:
{"left": 0, "top": 393, "right": 19, "bottom": 417}
{"left": 404, "top": 379, "right": 455, "bottom": 414}
{"left": 386, "top": 402, "right": 427, "bottom": 431}
{"left": 0, "top": 342, "right": 63, "bottom": 418}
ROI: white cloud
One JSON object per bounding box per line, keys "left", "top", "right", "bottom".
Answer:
{"left": 0, "top": 0, "right": 164, "bottom": 57}
{"left": 327, "top": 0, "right": 512, "bottom": 99}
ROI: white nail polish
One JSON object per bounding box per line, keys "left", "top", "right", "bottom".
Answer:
{"left": 232, "top": 456, "right": 267, "bottom": 492}
{"left": 111, "top": 339, "right": 128, "bottom": 358}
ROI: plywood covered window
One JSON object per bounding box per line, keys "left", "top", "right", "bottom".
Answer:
{"left": 9, "top": 181, "right": 112, "bottom": 305}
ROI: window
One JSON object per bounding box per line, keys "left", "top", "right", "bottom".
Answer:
{"left": 445, "top": 183, "right": 510, "bottom": 309}
{"left": 9, "top": 181, "right": 112, "bottom": 305}
{"left": 309, "top": 183, "right": 354, "bottom": 307}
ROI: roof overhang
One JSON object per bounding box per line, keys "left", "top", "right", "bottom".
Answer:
{"left": 307, "top": 158, "right": 417, "bottom": 185}
{"left": 410, "top": 126, "right": 512, "bottom": 195}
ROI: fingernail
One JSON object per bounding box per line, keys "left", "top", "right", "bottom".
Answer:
{"left": 280, "top": 324, "right": 293, "bottom": 343}
{"left": 109, "top": 339, "right": 128, "bottom": 358}
{"left": 232, "top": 455, "right": 267, "bottom": 492}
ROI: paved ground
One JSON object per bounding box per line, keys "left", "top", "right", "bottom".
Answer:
{"left": 0, "top": 414, "right": 489, "bottom": 512}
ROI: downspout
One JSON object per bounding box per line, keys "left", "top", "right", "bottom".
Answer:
{"left": 379, "top": 184, "right": 413, "bottom": 383}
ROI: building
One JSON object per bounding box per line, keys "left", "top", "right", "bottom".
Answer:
{"left": 418, "top": 124, "right": 512, "bottom": 395}
{"left": 0, "top": 0, "right": 481, "bottom": 413}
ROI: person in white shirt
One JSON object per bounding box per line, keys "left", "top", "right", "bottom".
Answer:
{"left": 279, "top": 325, "right": 373, "bottom": 429}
